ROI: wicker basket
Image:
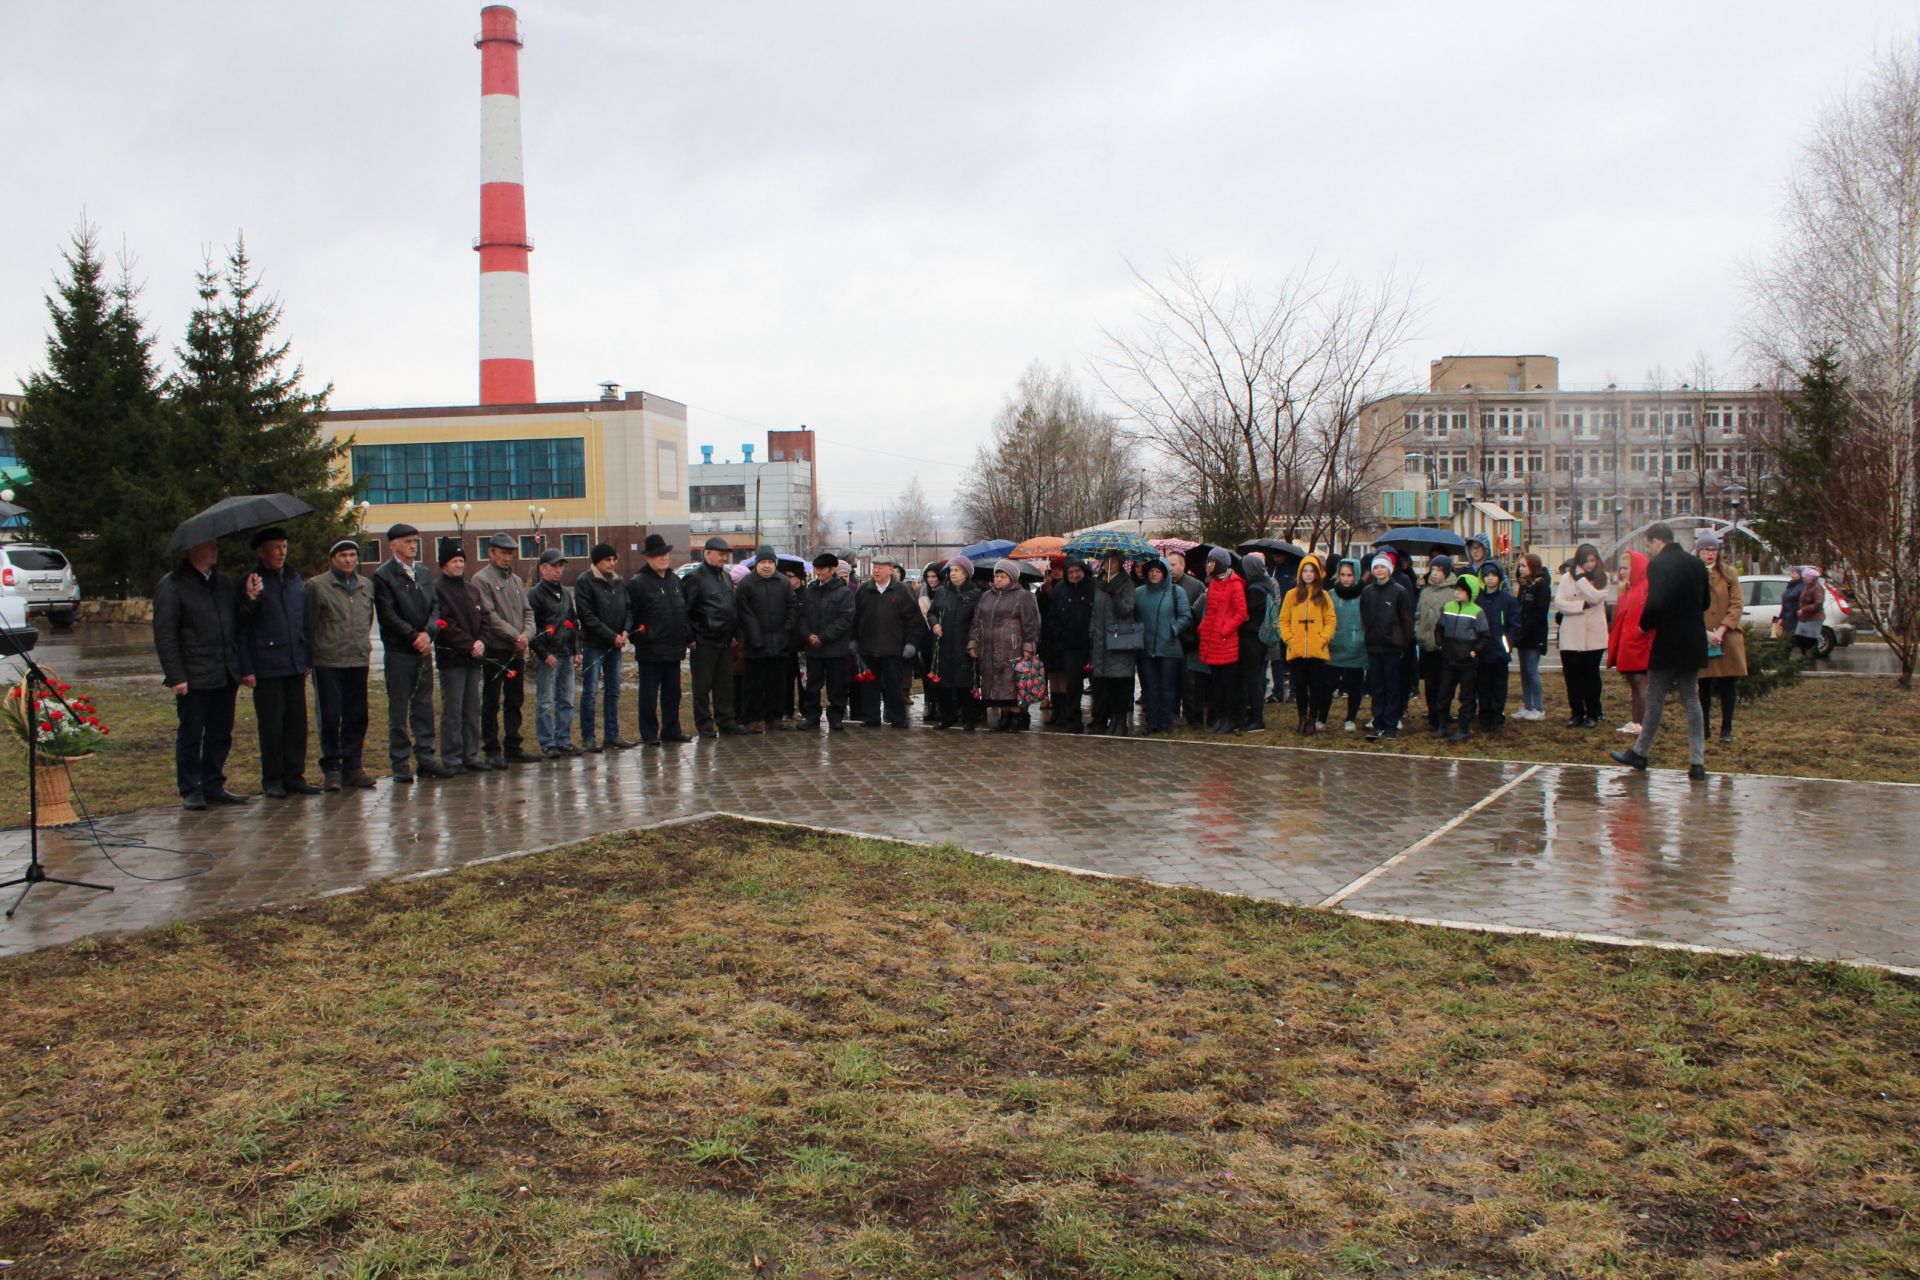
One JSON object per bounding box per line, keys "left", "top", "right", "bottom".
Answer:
{"left": 33, "top": 760, "right": 82, "bottom": 827}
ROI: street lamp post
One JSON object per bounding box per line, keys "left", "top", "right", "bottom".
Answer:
{"left": 527, "top": 503, "right": 547, "bottom": 554}
{"left": 450, "top": 501, "right": 473, "bottom": 563}
{"left": 1610, "top": 495, "right": 1625, "bottom": 546}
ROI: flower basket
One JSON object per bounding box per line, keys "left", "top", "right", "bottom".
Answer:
{"left": 3, "top": 668, "right": 112, "bottom": 767}
{"left": 32, "top": 761, "right": 81, "bottom": 828}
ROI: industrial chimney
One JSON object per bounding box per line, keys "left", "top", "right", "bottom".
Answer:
{"left": 475, "top": 5, "right": 535, "bottom": 404}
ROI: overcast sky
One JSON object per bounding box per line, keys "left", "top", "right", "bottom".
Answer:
{"left": 2, "top": 1, "right": 1911, "bottom": 527}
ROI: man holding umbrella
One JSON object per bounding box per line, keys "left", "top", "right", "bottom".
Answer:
{"left": 154, "top": 538, "right": 261, "bottom": 809}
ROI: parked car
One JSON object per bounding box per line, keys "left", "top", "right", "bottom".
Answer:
{"left": 1740, "top": 574, "right": 1855, "bottom": 657}
{"left": 0, "top": 543, "right": 80, "bottom": 629}
{"left": 0, "top": 595, "right": 36, "bottom": 657}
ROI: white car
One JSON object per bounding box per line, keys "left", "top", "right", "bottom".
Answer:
{"left": 0, "top": 542, "right": 80, "bottom": 629}
{"left": 1740, "top": 574, "right": 1856, "bottom": 657}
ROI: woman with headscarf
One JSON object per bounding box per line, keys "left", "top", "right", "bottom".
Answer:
{"left": 968, "top": 560, "right": 1042, "bottom": 732}
{"left": 1278, "top": 553, "right": 1335, "bottom": 735}
{"left": 1513, "top": 552, "right": 1552, "bottom": 721}
{"left": 1554, "top": 543, "right": 1609, "bottom": 727}
{"left": 1327, "top": 557, "right": 1369, "bottom": 731}
{"left": 1695, "top": 529, "right": 1747, "bottom": 742}
{"left": 1088, "top": 549, "right": 1139, "bottom": 735}
{"left": 1794, "top": 565, "right": 1828, "bottom": 664}
{"left": 1133, "top": 555, "right": 1189, "bottom": 734}
{"left": 928, "top": 556, "right": 984, "bottom": 730}
{"left": 1238, "top": 552, "right": 1275, "bottom": 731}
{"left": 1605, "top": 549, "right": 1652, "bottom": 736}
{"left": 1197, "top": 547, "right": 1248, "bottom": 733}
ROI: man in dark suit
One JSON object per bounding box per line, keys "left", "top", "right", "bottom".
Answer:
{"left": 1611, "top": 523, "right": 1713, "bottom": 780}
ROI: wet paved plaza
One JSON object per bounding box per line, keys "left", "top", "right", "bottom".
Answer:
{"left": 3, "top": 722, "right": 1917, "bottom": 971}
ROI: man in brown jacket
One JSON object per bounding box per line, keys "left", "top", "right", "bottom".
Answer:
{"left": 470, "top": 532, "right": 536, "bottom": 767}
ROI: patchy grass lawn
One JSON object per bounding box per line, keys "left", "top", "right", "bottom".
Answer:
{"left": 1172, "top": 671, "right": 1920, "bottom": 784}
{"left": 3, "top": 819, "right": 1916, "bottom": 1278}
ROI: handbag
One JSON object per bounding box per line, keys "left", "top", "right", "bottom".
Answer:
{"left": 1012, "top": 655, "right": 1047, "bottom": 707}
{"left": 1103, "top": 619, "right": 1145, "bottom": 652}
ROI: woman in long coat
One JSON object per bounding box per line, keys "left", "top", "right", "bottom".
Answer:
{"left": 928, "top": 556, "right": 984, "bottom": 730}
{"left": 969, "top": 560, "right": 1042, "bottom": 731}
{"left": 1695, "top": 530, "right": 1747, "bottom": 742}
{"left": 1087, "top": 549, "right": 1139, "bottom": 735}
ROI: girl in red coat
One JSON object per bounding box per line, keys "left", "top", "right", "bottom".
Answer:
{"left": 1198, "top": 547, "right": 1248, "bottom": 733}
{"left": 1606, "top": 550, "right": 1652, "bottom": 735}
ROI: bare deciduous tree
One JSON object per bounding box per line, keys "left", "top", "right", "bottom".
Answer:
{"left": 1747, "top": 39, "right": 1920, "bottom": 687}
{"left": 1098, "top": 259, "right": 1420, "bottom": 548}
{"left": 956, "top": 364, "right": 1138, "bottom": 539}
{"left": 889, "top": 475, "right": 937, "bottom": 547}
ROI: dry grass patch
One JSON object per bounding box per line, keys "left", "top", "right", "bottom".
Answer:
{"left": 3, "top": 818, "right": 1917, "bottom": 1277}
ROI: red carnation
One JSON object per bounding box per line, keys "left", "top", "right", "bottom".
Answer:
{"left": 562, "top": 620, "right": 574, "bottom": 629}
{"left": 544, "top": 625, "right": 556, "bottom": 635}
{"left": 436, "top": 619, "right": 448, "bottom": 629}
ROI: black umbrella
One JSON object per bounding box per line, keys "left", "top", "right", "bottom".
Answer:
{"left": 971, "top": 559, "right": 1043, "bottom": 583}
{"left": 1236, "top": 537, "right": 1308, "bottom": 562}
{"left": 1373, "top": 527, "right": 1467, "bottom": 557}
{"left": 167, "top": 493, "right": 318, "bottom": 554}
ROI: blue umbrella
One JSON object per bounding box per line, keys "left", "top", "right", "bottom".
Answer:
{"left": 1064, "top": 530, "right": 1158, "bottom": 560}
{"left": 1374, "top": 527, "right": 1467, "bottom": 556}
{"left": 959, "top": 538, "right": 1017, "bottom": 562}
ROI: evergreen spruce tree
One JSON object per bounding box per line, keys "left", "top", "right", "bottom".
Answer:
{"left": 1755, "top": 346, "right": 1847, "bottom": 566}
{"left": 165, "top": 238, "right": 359, "bottom": 570}
{"left": 13, "top": 223, "right": 171, "bottom": 596}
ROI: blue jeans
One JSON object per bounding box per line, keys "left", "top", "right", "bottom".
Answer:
{"left": 1367, "top": 652, "right": 1406, "bottom": 731}
{"left": 1139, "top": 655, "right": 1181, "bottom": 731}
{"left": 578, "top": 644, "right": 621, "bottom": 744}
{"left": 1518, "top": 646, "right": 1544, "bottom": 712}
{"left": 534, "top": 656, "right": 576, "bottom": 750}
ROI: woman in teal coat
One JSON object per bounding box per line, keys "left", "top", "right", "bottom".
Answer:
{"left": 1328, "top": 557, "right": 1369, "bottom": 731}
{"left": 1134, "top": 556, "right": 1190, "bottom": 734}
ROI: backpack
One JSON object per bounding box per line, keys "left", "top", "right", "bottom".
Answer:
{"left": 1256, "top": 586, "right": 1282, "bottom": 648}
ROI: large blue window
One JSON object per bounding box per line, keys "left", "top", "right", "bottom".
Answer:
{"left": 351, "top": 437, "right": 586, "bottom": 504}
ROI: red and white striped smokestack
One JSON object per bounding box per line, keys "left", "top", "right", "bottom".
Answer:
{"left": 475, "top": 4, "right": 535, "bottom": 404}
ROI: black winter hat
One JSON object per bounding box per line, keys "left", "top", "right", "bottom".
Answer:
{"left": 812, "top": 551, "right": 839, "bottom": 569}
{"left": 439, "top": 542, "right": 466, "bottom": 567}
{"left": 642, "top": 533, "right": 673, "bottom": 557}
{"left": 591, "top": 542, "right": 618, "bottom": 563}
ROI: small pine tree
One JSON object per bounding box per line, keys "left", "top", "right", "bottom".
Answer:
{"left": 165, "top": 238, "right": 359, "bottom": 571}
{"left": 1755, "top": 346, "right": 1847, "bottom": 566}
{"left": 12, "top": 223, "right": 172, "bottom": 596}
{"left": 1738, "top": 627, "right": 1804, "bottom": 703}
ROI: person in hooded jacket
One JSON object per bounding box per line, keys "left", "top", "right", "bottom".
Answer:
{"left": 1513, "top": 553, "right": 1552, "bottom": 720}
{"left": 1043, "top": 559, "right": 1096, "bottom": 731}
{"left": 1237, "top": 552, "right": 1274, "bottom": 730}
{"left": 1472, "top": 561, "right": 1521, "bottom": 731}
{"left": 1197, "top": 547, "right": 1248, "bottom": 733}
{"left": 1695, "top": 529, "right": 1747, "bottom": 743}
{"left": 1433, "top": 574, "right": 1489, "bottom": 743}
{"left": 1360, "top": 554, "right": 1415, "bottom": 741}
{"left": 928, "top": 556, "right": 985, "bottom": 729}
{"left": 1414, "top": 554, "right": 1459, "bottom": 733}
{"left": 1461, "top": 532, "right": 1503, "bottom": 584}
{"left": 1088, "top": 549, "right": 1139, "bottom": 735}
{"left": 627, "top": 534, "right": 692, "bottom": 746}
{"left": 796, "top": 552, "right": 857, "bottom": 730}
{"left": 1278, "top": 554, "right": 1335, "bottom": 735}
{"left": 737, "top": 545, "right": 796, "bottom": 732}
{"left": 1327, "top": 558, "right": 1368, "bottom": 731}
{"left": 1606, "top": 550, "right": 1652, "bottom": 735}
{"left": 1133, "top": 556, "right": 1189, "bottom": 734}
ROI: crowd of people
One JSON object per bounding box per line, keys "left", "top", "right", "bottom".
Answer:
{"left": 148, "top": 520, "right": 1811, "bottom": 810}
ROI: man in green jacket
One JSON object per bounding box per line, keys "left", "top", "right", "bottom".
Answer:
{"left": 306, "top": 538, "right": 377, "bottom": 790}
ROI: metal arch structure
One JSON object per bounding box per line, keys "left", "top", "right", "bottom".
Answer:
{"left": 1602, "top": 515, "right": 1779, "bottom": 564}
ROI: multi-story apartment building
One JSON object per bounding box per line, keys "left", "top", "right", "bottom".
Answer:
{"left": 687, "top": 429, "right": 819, "bottom": 558}
{"left": 1360, "top": 355, "right": 1771, "bottom": 547}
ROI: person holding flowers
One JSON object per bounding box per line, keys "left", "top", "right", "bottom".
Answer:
{"left": 528, "top": 547, "right": 581, "bottom": 758}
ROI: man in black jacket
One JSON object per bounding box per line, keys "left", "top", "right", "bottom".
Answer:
{"left": 854, "top": 557, "right": 920, "bottom": 728}
{"left": 1359, "top": 554, "right": 1415, "bottom": 741}
{"left": 371, "top": 523, "right": 454, "bottom": 783}
{"left": 736, "top": 544, "right": 794, "bottom": 732}
{"left": 1044, "top": 558, "right": 1095, "bottom": 731}
{"left": 238, "top": 527, "right": 320, "bottom": 798}
{"left": 1611, "top": 524, "right": 1713, "bottom": 779}
{"left": 154, "top": 538, "right": 261, "bottom": 809}
{"left": 798, "top": 552, "right": 857, "bottom": 730}
{"left": 1166, "top": 551, "right": 1207, "bottom": 727}
{"left": 681, "top": 535, "right": 743, "bottom": 737}
{"left": 627, "top": 534, "right": 692, "bottom": 746}
{"left": 529, "top": 548, "right": 581, "bottom": 758}
{"left": 573, "top": 542, "right": 633, "bottom": 750}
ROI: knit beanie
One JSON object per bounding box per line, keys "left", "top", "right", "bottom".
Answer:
{"left": 1207, "top": 546, "right": 1233, "bottom": 568}
{"left": 994, "top": 558, "right": 1021, "bottom": 580}
{"left": 1370, "top": 555, "right": 1393, "bottom": 573}
{"left": 948, "top": 555, "right": 974, "bottom": 576}
{"left": 1693, "top": 529, "right": 1721, "bottom": 550}
{"left": 1430, "top": 554, "right": 1454, "bottom": 575}
{"left": 754, "top": 544, "right": 777, "bottom": 564}
{"left": 591, "top": 542, "right": 618, "bottom": 564}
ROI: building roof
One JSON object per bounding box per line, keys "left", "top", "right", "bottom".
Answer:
{"left": 323, "top": 388, "right": 686, "bottom": 422}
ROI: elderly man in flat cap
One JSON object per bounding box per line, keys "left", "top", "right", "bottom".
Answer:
{"left": 306, "top": 537, "right": 377, "bottom": 790}
{"left": 236, "top": 527, "right": 319, "bottom": 798}
{"left": 372, "top": 522, "right": 453, "bottom": 783}
{"left": 471, "top": 531, "right": 537, "bottom": 767}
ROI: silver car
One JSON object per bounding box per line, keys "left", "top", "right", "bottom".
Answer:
{"left": 0, "top": 543, "right": 81, "bottom": 629}
{"left": 1739, "top": 574, "right": 1856, "bottom": 657}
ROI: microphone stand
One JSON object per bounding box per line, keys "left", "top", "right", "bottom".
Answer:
{"left": 0, "top": 623, "right": 113, "bottom": 917}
